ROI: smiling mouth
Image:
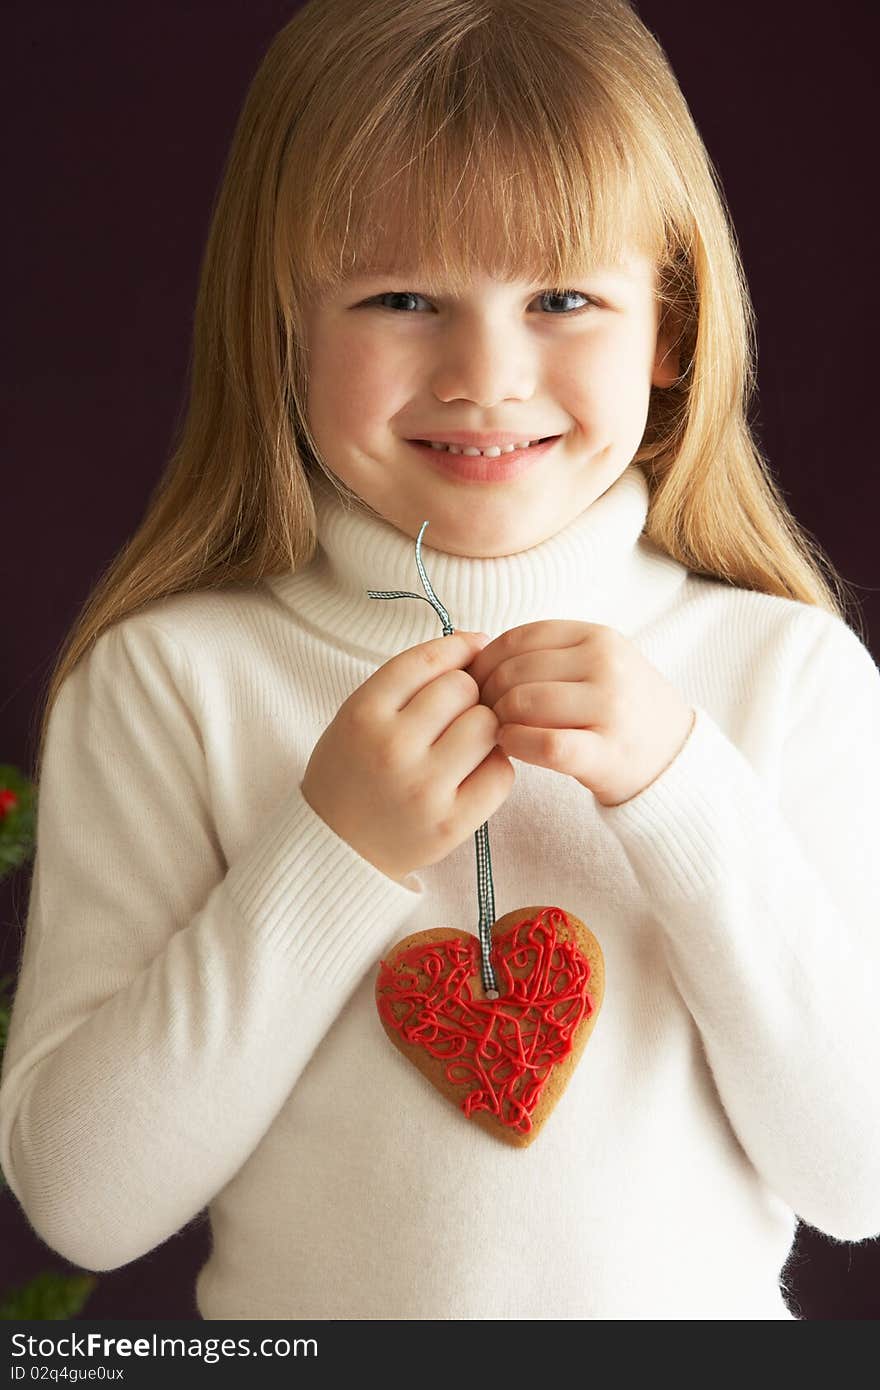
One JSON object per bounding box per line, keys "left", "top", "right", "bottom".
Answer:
{"left": 406, "top": 433, "right": 562, "bottom": 482}
{"left": 409, "top": 435, "right": 559, "bottom": 456}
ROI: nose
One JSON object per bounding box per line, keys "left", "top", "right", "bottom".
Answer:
{"left": 430, "top": 311, "right": 535, "bottom": 408}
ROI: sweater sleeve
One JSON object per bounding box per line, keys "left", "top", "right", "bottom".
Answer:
{"left": 0, "top": 618, "right": 423, "bottom": 1272}
{"left": 595, "top": 610, "right": 880, "bottom": 1242}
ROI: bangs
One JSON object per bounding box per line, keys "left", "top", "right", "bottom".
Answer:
{"left": 281, "top": 14, "right": 681, "bottom": 306}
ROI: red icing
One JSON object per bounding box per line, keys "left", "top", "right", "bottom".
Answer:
{"left": 376, "top": 906, "right": 594, "bottom": 1135}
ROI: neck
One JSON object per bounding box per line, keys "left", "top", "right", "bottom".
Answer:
{"left": 264, "top": 464, "right": 689, "bottom": 658}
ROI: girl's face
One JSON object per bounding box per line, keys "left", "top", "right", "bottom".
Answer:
{"left": 301, "top": 251, "right": 678, "bottom": 557}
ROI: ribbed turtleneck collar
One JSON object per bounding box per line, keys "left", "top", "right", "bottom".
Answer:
{"left": 264, "top": 463, "right": 690, "bottom": 661}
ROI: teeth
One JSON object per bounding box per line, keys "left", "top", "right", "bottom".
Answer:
{"left": 426, "top": 438, "right": 543, "bottom": 457}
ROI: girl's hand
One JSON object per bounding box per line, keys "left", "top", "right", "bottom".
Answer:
{"left": 465, "top": 620, "right": 696, "bottom": 809}
{"left": 301, "top": 631, "right": 515, "bottom": 884}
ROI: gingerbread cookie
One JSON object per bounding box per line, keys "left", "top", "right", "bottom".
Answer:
{"left": 375, "top": 904, "right": 604, "bottom": 1147}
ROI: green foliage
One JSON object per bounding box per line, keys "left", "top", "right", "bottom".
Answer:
{"left": 0, "top": 1271, "right": 97, "bottom": 1320}
{"left": 0, "top": 764, "right": 35, "bottom": 881}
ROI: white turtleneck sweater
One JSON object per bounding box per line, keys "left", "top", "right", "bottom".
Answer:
{"left": 2, "top": 463, "right": 879, "bottom": 1321}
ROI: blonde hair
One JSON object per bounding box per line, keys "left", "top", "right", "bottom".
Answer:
{"left": 31, "top": 0, "right": 863, "bottom": 787}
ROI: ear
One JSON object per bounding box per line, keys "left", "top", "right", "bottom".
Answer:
{"left": 652, "top": 308, "right": 681, "bottom": 389}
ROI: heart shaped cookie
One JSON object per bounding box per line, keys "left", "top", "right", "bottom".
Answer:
{"left": 375, "top": 904, "right": 604, "bottom": 1147}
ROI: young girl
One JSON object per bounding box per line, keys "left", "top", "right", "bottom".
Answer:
{"left": 2, "top": 0, "right": 878, "bottom": 1321}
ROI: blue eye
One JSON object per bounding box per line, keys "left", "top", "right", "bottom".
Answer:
{"left": 371, "top": 291, "right": 431, "bottom": 313}
{"left": 366, "top": 289, "right": 598, "bottom": 315}
{"left": 538, "top": 290, "right": 597, "bottom": 315}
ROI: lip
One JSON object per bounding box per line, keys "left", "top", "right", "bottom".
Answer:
{"left": 409, "top": 435, "right": 562, "bottom": 482}
{"left": 406, "top": 430, "right": 558, "bottom": 448}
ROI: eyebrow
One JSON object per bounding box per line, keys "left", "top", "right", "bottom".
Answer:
{"left": 342, "top": 264, "right": 641, "bottom": 286}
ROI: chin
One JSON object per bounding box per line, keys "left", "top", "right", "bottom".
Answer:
{"left": 445, "top": 516, "right": 559, "bottom": 559}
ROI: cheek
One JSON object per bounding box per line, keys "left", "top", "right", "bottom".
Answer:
{"left": 554, "top": 330, "right": 654, "bottom": 432}
{"left": 308, "top": 328, "right": 413, "bottom": 438}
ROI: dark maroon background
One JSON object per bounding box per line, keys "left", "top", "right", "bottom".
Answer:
{"left": 2, "top": 2, "right": 878, "bottom": 1321}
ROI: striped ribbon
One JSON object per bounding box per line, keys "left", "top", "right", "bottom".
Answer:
{"left": 367, "top": 520, "right": 500, "bottom": 998}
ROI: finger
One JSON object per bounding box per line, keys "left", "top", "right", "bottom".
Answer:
{"left": 465, "top": 620, "right": 600, "bottom": 689}
{"left": 366, "top": 631, "right": 490, "bottom": 713}
{"left": 493, "top": 681, "right": 596, "bottom": 731}
{"left": 403, "top": 665, "right": 482, "bottom": 742}
{"left": 497, "top": 722, "right": 603, "bottom": 779}
{"left": 432, "top": 701, "right": 505, "bottom": 792}
{"left": 454, "top": 742, "right": 517, "bottom": 831}
{"left": 481, "top": 645, "right": 592, "bottom": 710}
